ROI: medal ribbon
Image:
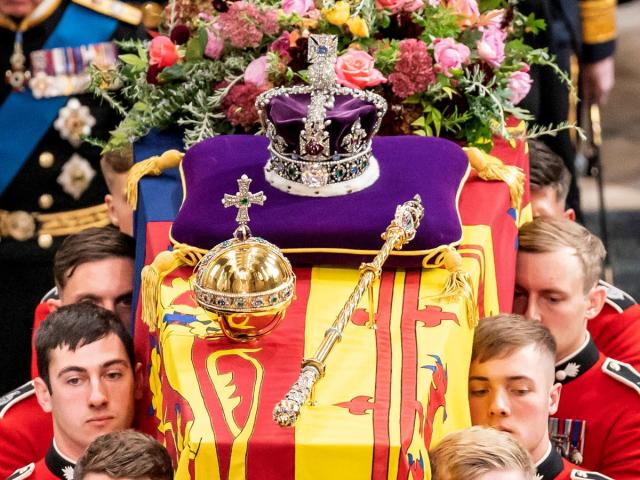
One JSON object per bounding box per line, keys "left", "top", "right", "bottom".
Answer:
{"left": 0, "top": 2, "right": 118, "bottom": 195}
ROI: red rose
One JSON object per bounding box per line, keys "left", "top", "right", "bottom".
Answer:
{"left": 149, "top": 36, "right": 180, "bottom": 69}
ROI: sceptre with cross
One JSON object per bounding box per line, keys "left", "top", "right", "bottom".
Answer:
{"left": 222, "top": 174, "right": 266, "bottom": 239}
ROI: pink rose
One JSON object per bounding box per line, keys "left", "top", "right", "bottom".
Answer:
{"left": 508, "top": 69, "right": 532, "bottom": 105}
{"left": 477, "top": 27, "right": 506, "bottom": 68}
{"left": 204, "top": 30, "right": 224, "bottom": 59}
{"left": 376, "top": 0, "right": 423, "bottom": 12}
{"left": 446, "top": 0, "right": 479, "bottom": 26}
{"left": 282, "top": 0, "right": 314, "bottom": 16}
{"left": 269, "top": 31, "right": 292, "bottom": 61}
{"left": 149, "top": 36, "right": 179, "bottom": 69}
{"left": 479, "top": 8, "right": 504, "bottom": 29}
{"left": 432, "top": 38, "right": 470, "bottom": 77}
{"left": 403, "top": 0, "right": 424, "bottom": 12}
{"left": 335, "top": 49, "right": 386, "bottom": 90}
{"left": 244, "top": 55, "right": 269, "bottom": 87}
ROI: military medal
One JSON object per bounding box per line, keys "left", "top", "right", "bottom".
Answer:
{"left": 54, "top": 98, "right": 96, "bottom": 147}
{"left": 549, "top": 417, "right": 586, "bottom": 465}
{"left": 5, "top": 33, "right": 31, "bottom": 91}
{"left": 57, "top": 154, "right": 96, "bottom": 199}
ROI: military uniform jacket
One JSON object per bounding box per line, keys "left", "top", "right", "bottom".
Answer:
{"left": 519, "top": 0, "right": 616, "bottom": 63}
{"left": 7, "top": 443, "right": 75, "bottom": 480}
{"left": 588, "top": 280, "right": 640, "bottom": 370}
{"left": 0, "top": 0, "right": 146, "bottom": 393}
{"left": 551, "top": 337, "right": 640, "bottom": 478}
{"left": 0, "top": 381, "right": 53, "bottom": 478}
{"left": 537, "top": 445, "right": 612, "bottom": 480}
{"left": 0, "top": 0, "right": 146, "bottom": 260}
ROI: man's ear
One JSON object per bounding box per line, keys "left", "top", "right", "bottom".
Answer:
{"left": 46, "top": 297, "right": 61, "bottom": 312}
{"left": 105, "top": 193, "right": 120, "bottom": 227}
{"left": 586, "top": 284, "right": 607, "bottom": 320}
{"left": 134, "top": 362, "right": 144, "bottom": 400}
{"left": 549, "top": 382, "right": 562, "bottom": 416}
{"left": 33, "top": 377, "right": 53, "bottom": 413}
{"left": 564, "top": 208, "right": 576, "bottom": 221}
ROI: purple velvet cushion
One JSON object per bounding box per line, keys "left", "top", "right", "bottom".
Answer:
{"left": 267, "top": 94, "right": 378, "bottom": 153}
{"left": 170, "top": 135, "right": 469, "bottom": 268}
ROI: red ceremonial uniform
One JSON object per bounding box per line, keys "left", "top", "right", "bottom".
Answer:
{"left": 7, "top": 444, "right": 74, "bottom": 480}
{"left": 30, "top": 301, "right": 53, "bottom": 378}
{"left": 551, "top": 337, "right": 640, "bottom": 479}
{"left": 588, "top": 280, "right": 640, "bottom": 370}
{"left": 537, "top": 446, "right": 612, "bottom": 480}
{"left": 0, "top": 381, "right": 53, "bottom": 478}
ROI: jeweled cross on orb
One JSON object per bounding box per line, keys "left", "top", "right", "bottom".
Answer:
{"left": 222, "top": 174, "right": 266, "bottom": 226}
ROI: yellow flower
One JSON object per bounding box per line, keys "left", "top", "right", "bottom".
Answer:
{"left": 323, "top": 1, "right": 350, "bottom": 26}
{"left": 346, "top": 16, "right": 369, "bottom": 38}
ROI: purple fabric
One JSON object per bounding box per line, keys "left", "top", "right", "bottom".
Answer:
{"left": 267, "top": 94, "right": 378, "bottom": 153}
{"left": 171, "top": 135, "right": 468, "bottom": 268}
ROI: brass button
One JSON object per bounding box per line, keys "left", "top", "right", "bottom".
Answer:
{"left": 39, "top": 152, "right": 55, "bottom": 168}
{"left": 38, "top": 234, "right": 53, "bottom": 249}
{"left": 38, "top": 194, "right": 54, "bottom": 210}
{"left": 141, "top": 2, "right": 163, "bottom": 29}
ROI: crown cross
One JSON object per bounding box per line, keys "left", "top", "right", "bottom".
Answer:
{"left": 307, "top": 34, "right": 337, "bottom": 89}
{"left": 222, "top": 175, "right": 266, "bottom": 227}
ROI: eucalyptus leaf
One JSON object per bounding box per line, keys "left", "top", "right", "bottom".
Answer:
{"left": 119, "top": 54, "right": 146, "bottom": 69}
{"left": 157, "top": 64, "right": 186, "bottom": 82}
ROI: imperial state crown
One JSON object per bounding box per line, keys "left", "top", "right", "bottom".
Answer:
{"left": 256, "top": 34, "right": 387, "bottom": 197}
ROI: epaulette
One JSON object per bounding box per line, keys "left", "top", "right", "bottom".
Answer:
{"left": 72, "top": 0, "right": 142, "bottom": 25}
{"left": 0, "top": 380, "right": 35, "bottom": 418}
{"left": 599, "top": 279, "right": 637, "bottom": 313}
{"left": 570, "top": 469, "right": 613, "bottom": 480}
{"left": 7, "top": 463, "right": 35, "bottom": 480}
{"left": 602, "top": 358, "right": 640, "bottom": 395}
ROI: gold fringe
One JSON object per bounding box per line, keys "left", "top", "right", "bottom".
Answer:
{"left": 464, "top": 147, "right": 525, "bottom": 210}
{"left": 506, "top": 120, "right": 527, "bottom": 137}
{"left": 422, "top": 246, "right": 478, "bottom": 328}
{"left": 127, "top": 149, "right": 184, "bottom": 210}
{"left": 140, "top": 244, "right": 205, "bottom": 331}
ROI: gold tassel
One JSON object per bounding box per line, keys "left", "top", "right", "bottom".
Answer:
{"left": 172, "top": 242, "right": 207, "bottom": 265}
{"left": 140, "top": 244, "right": 206, "bottom": 331}
{"left": 141, "top": 251, "right": 179, "bottom": 332}
{"left": 464, "top": 146, "right": 525, "bottom": 210}
{"left": 127, "top": 149, "right": 184, "bottom": 210}
{"left": 440, "top": 247, "right": 478, "bottom": 328}
{"left": 422, "top": 246, "right": 478, "bottom": 328}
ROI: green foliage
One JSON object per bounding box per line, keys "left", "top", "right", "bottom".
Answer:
{"left": 478, "top": 0, "right": 506, "bottom": 10}
{"left": 414, "top": 6, "right": 461, "bottom": 40}
{"left": 372, "top": 39, "right": 398, "bottom": 75}
{"left": 185, "top": 28, "right": 208, "bottom": 62}
{"left": 93, "top": 0, "right": 575, "bottom": 152}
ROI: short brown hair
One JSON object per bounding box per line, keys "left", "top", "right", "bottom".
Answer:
{"left": 36, "top": 303, "right": 135, "bottom": 391}
{"left": 518, "top": 217, "right": 605, "bottom": 292}
{"left": 75, "top": 430, "right": 173, "bottom": 480}
{"left": 53, "top": 226, "right": 135, "bottom": 290}
{"left": 430, "top": 426, "right": 535, "bottom": 479}
{"left": 528, "top": 140, "right": 571, "bottom": 206}
{"left": 100, "top": 146, "right": 133, "bottom": 191}
{"left": 472, "top": 314, "right": 556, "bottom": 365}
